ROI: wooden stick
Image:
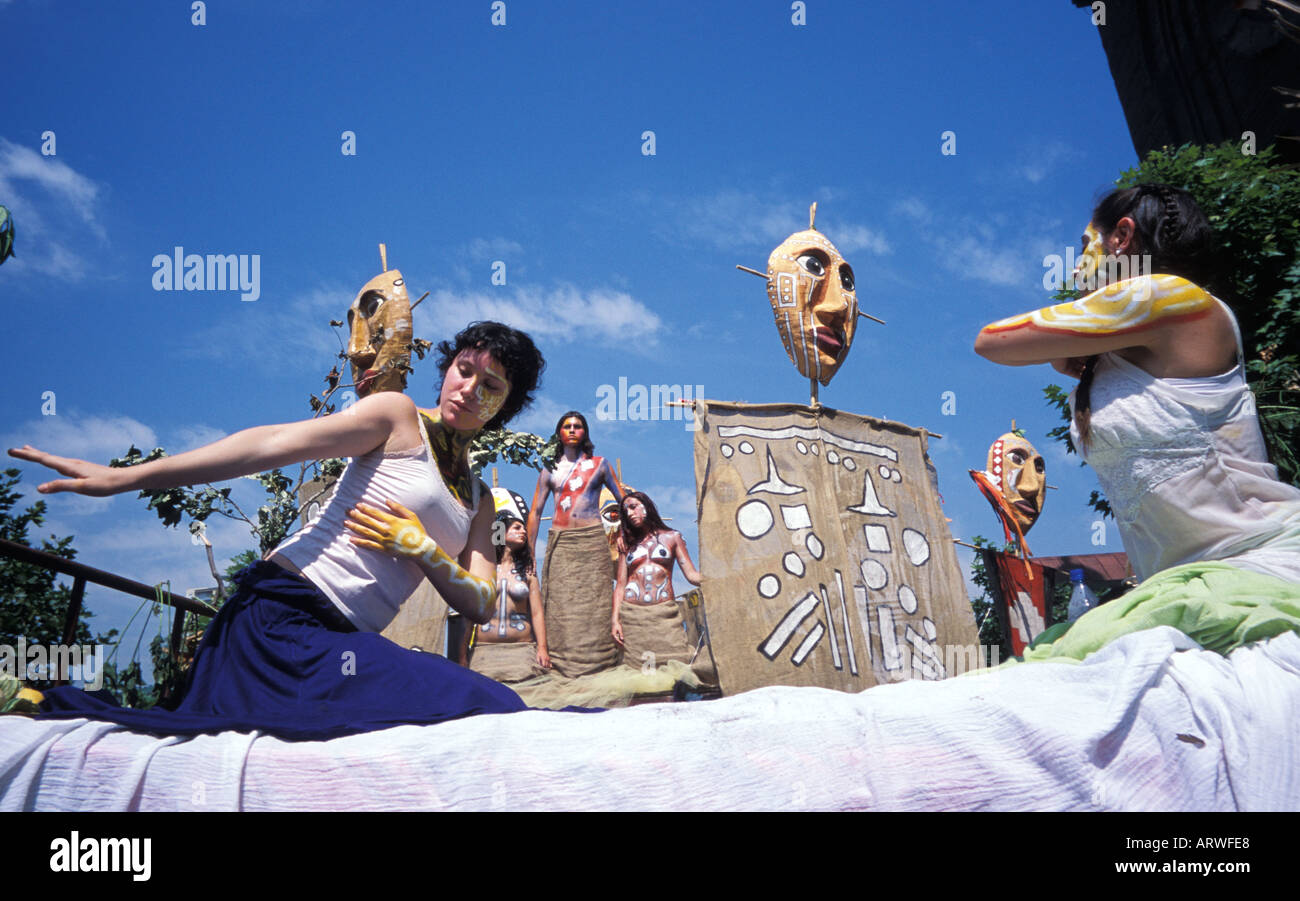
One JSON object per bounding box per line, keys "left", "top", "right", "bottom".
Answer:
{"left": 664, "top": 399, "right": 697, "bottom": 408}
{"left": 809, "top": 378, "right": 819, "bottom": 408}
{"left": 857, "top": 310, "right": 886, "bottom": 325}
{"left": 809, "top": 201, "right": 817, "bottom": 230}
{"left": 736, "top": 265, "right": 767, "bottom": 279}
{"left": 492, "top": 466, "right": 499, "bottom": 488}
{"left": 379, "top": 243, "right": 388, "bottom": 272}
{"left": 409, "top": 290, "right": 430, "bottom": 311}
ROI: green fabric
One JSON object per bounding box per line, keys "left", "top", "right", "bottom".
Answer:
{"left": 1016, "top": 561, "right": 1300, "bottom": 666}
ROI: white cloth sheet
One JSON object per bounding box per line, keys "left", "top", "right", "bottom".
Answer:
{"left": 3, "top": 626, "right": 1298, "bottom": 811}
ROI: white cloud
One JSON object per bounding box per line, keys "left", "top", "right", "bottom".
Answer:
{"left": 0, "top": 137, "right": 108, "bottom": 281}
{"left": 832, "top": 224, "right": 893, "bottom": 256}
{"left": 2, "top": 413, "right": 158, "bottom": 463}
{"left": 175, "top": 283, "right": 348, "bottom": 372}
{"left": 646, "top": 189, "right": 891, "bottom": 259}
{"left": 463, "top": 237, "right": 524, "bottom": 261}
{"left": 417, "top": 285, "right": 664, "bottom": 348}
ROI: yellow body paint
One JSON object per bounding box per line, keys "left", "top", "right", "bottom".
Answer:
{"left": 473, "top": 362, "right": 509, "bottom": 424}
{"left": 982, "top": 275, "right": 1213, "bottom": 338}
{"left": 393, "top": 524, "right": 494, "bottom": 619}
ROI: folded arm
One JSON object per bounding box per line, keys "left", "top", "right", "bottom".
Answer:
{"left": 974, "top": 275, "right": 1213, "bottom": 366}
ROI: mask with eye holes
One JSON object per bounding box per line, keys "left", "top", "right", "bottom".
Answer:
{"left": 985, "top": 432, "right": 1046, "bottom": 534}
{"left": 346, "top": 268, "right": 414, "bottom": 396}
{"left": 759, "top": 207, "right": 859, "bottom": 386}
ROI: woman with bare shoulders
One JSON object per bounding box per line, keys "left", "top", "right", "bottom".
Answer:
{"left": 611, "top": 491, "right": 703, "bottom": 672}
{"left": 9, "top": 321, "right": 547, "bottom": 739}
{"left": 462, "top": 514, "right": 552, "bottom": 682}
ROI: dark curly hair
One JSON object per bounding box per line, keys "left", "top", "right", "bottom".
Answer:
{"left": 435, "top": 321, "right": 545, "bottom": 430}
{"left": 554, "top": 410, "right": 595, "bottom": 456}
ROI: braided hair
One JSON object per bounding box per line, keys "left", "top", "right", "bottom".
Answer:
{"left": 1073, "top": 184, "right": 1217, "bottom": 449}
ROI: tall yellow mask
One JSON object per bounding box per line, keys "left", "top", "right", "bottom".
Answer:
{"left": 760, "top": 205, "right": 859, "bottom": 386}
{"left": 346, "top": 268, "right": 414, "bottom": 396}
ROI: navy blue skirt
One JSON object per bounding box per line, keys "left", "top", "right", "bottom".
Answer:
{"left": 40, "top": 561, "right": 530, "bottom": 741}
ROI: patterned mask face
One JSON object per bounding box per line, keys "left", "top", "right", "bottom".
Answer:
{"left": 986, "top": 432, "right": 1046, "bottom": 534}
{"left": 346, "top": 269, "right": 413, "bottom": 396}
{"left": 765, "top": 225, "right": 859, "bottom": 386}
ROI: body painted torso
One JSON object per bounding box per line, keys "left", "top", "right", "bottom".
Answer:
{"left": 547, "top": 454, "right": 609, "bottom": 529}
{"left": 623, "top": 530, "right": 679, "bottom": 605}
{"left": 478, "top": 562, "right": 533, "bottom": 643}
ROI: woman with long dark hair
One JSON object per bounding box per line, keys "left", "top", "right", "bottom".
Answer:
{"left": 10, "top": 320, "right": 548, "bottom": 739}
{"left": 462, "top": 513, "right": 551, "bottom": 681}
{"left": 526, "top": 410, "right": 624, "bottom": 676}
{"left": 975, "top": 185, "right": 1300, "bottom": 658}
{"left": 611, "top": 491, "right": 703, "bottom": 670}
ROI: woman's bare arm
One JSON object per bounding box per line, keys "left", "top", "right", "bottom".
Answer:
{"left": 528, "top": 573, "right": 550, "bottom": 668}
{"left": 9, "top": 392, "right": 414, "bottom": 496}
{"left": 672, "top": 532, "right": 702, "bottom": 586}
{"left": 346, "top": 494, "right": 498, "bottom": 624}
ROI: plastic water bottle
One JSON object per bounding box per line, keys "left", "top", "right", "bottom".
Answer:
{"left": 1067, "top": 568, "right": 1099, "bottom": 622}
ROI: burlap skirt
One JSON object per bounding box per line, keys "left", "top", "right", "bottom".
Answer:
{"left": 619, "top": 601, "right": 693, "bottom": 669}
{"left": 542, "top": 523, "right": 617, "bottom": 677}
{"left": 469, "top": 641, "right": 546, "bottom": 684}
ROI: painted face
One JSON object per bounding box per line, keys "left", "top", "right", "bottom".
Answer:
{"left": 560, "top": 417, "right": 587, "bottom": 447}
{"left": 1072, "top": 224, "right": 1107, "bottom": 292}
{"left": 764, "top": 227, "right": 858, "bottom": 386}
{"left": 623, "top": 496, "right": 647, "bottom": 528}
{"left": 440, "top": 349, "right": 511, "bottom": 430}
{"left": 986, "top": 432, "right": 1046, "bottom": 533}
{"left": 346, "top": 269, "right": 414, "bottom": 396}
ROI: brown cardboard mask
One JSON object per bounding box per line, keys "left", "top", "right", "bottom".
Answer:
{"left": 985, "top": 432, "right": 1046, "bottom": 534}
{"left": 346, "top": 269, "right": 414, "bottom": 396}
{"left": 761, "top": 206, "right": 859, "bottom": 386}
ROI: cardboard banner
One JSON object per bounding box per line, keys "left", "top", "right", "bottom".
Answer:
{"left": 980, "top": 549, "right": 1050, "bottom": 656}
{"left": 694, "top": 401, "right": 979, "bottom": 695}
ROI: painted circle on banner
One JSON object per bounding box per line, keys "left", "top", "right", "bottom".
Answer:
{"left": 721, "top": 444, "right": 734, "bottom": 458}
{"left": 923, "top": 617, "right": 937, "bottom": 641}
{"left": 796, "top": 441, "right": 808, "bottom": 454}
{"left": 878, "top": 464, "right": 892, "bottom": 479}
{"left": 827, "top": 450, "right": 840, "bottom": 464}
{"left": 860, "top": 559, "right": 888, "bottom": 590}
{"left": 891, "top": 470, "right": 902, "bottom": 483}
{"left": 899, "top": 585, "right": 918, "bottom": 614}
{"left": 782, "top": 552, "right": 805, "bottom": 577}
{"left": 902, "top": 528, "right": 930, "bottom": 565}
{"left": 738, "top": 441, "right": 755, "bottom": 455}
{"left": 736, "top": 500, "right": 774, "bottom": 539}
{"left": 805, "top": 532, "right": 824, "bottom": 559}
{"left": 758, "top": 574, "right": 780, "bottom": 598}
{"left": 810, "top": 444, "right": 819, "bottom": 455}
{"left": 842, "top": 457, "right": 856, "bottom": 471}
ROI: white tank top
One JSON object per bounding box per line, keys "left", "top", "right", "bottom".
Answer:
{"left": 273, "top": 416, "right": 482, "bottom": 631}
{"left": 1071, "top": 294, "right": 1300, "bottom": 583}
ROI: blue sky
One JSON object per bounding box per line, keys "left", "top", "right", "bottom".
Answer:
{"left": 1, "top": 0, "right": 1136, "bottom": 658}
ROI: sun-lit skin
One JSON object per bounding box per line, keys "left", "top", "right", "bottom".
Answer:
{"left": 345, "top": 499, "right": 496, "bottom": 623}
{"left": 526, "top": 416, "right": 623, "bottom": 557}
{"left": 346, "top": 269, "right": 414, "bottom": 396}
{"left": 763, "top": 228, "right": 859, "bottom": 386}
{"left": 472, "top": 520, "right": 550, "bottom": 667}
{"left": 986, "top": 433, "right": 1046, "bottom": 534}
{"left": 418, "top": 349, "right": 511, "bottom": 504}
{"left": 611, "top": 495, "right": 701, "bottom": 646}
{"left": 981, "top": 275, "right": 1213, "bottom": 340}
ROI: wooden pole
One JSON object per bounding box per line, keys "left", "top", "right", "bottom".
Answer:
{"left": 379, "top": 243, "right": 388, "bottom": 272}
